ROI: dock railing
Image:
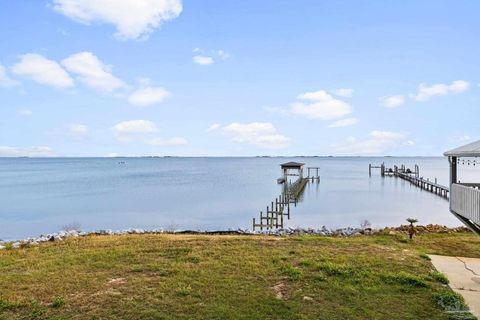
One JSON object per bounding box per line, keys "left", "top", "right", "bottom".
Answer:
{"left": 451, "top": 183, "right": 480, "bottom": 226}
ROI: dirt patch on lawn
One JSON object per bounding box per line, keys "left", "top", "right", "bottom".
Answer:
{"left": 272, "top": 282, "right": 288, "bottom": 300}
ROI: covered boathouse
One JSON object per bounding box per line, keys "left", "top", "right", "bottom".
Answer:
{"left": 444, "top": 140, "right": 480, "bottom": 235}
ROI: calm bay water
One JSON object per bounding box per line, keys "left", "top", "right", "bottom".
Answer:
{"left": 0, "top": 157, "right": 469, "bottom": 240}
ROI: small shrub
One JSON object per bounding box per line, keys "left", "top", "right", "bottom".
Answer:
{"left": 419, "top": 253, "right": 431, "bottom": 261}
{"left": 51, "top": 298, "right": 65, "bottom": 308}
{"left": 360, "top": 219, "right": 372, "bottom": 229}
{"left": 399, "top": 238, "right": 410, "bottom": 244}
{"left": 430, "top": 271, "right": 449, "bottom": 285}
{"left": 406, "top": 218, "right": 418, "bottom": 240}
{"left": 176, "top": 286, "right": 192, "bottom": 296}
{"left": 280, "top": 265, "right": 303, "bottom": 280}
{"left": 381, "top": 271, "right": 429, "bottom": 288}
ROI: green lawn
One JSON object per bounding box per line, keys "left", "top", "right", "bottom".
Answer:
{"left": 1, "top": 232, "right": 479, "bottom": 319}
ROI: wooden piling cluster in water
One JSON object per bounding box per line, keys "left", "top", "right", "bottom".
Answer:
{"left": 307, "top": 167, "right": 321, "bottom": 182}
{"left": 369, "top": 163, "right": 449, "bottom": 199}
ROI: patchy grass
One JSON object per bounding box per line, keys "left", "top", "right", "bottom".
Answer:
{"left": 380, "top": 271, "right": 429, "bottom": 288}
{"left": 430, "top": 271, "right": 450, "bottom": 285}
{"left": 0, "top": 232, "right": 479, "bottom": 319}
{"left": 434, "top": 290, "right": 476, "bottom": 319}
{"left": 420, "top": 253, "right": 432, "bottom": 261}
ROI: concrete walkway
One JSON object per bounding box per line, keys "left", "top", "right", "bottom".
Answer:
{"left": 429, "top": 255, "right": 480, "bottom": 318}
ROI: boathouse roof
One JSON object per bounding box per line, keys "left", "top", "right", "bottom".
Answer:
{"left": 280, "top": 161, "right": 305, "bottom": 169}
{"left": 444, "top": 139, "right": 480, "bottom": 157}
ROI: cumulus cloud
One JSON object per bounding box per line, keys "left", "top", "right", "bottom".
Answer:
{"left": 52, "top": 0, "right": 183, "bottom": 40}
{"left": 112, "top": 119, "right": 159, "bottom": 142}
{"left": 128, "top": 86, "right": 171, "bottom": 107}
{"left": 0, "top": 63, "right": 19, "bottom": 87}
{"left": 62, "top": 52, "right": 126, "bottom": 92}
{"left": 147, "top": 137, "right": 188, "bottom": 146}
{"left": 0, "top": 146, "right": 55, "bottom": 157}
{"left": 11, "top": 54, "right": 74, "bottom": 88}
{"left": 379, "top": 95, "right": 405, "bottom": 108}
{"left": 332, "top": 88, "right": 353, "bottom": 98}
{"left": 290, "top": 90, "right": 352, "bottom": 120}
{"left": 328, "top": 117, "right": 357, "bottom": 128}
{"left": 333, "top": 130, "right": 411, "bottom": 155}
{"left": 413, "top": 80, "right": 470, "bottom": 101}
{"left": 192, "top": 48, "right": 230, "bottom": 65}
{"left": 193, "top": 55, "right": 214, "bottom": 65}
{"left": 216, "top": 122, "right": 290, "bottom": 149}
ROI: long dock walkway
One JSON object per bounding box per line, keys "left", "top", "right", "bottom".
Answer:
{"left": 370, "top": 163, "right": 449, "bottom": 199}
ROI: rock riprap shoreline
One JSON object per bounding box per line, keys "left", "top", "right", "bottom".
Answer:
{"left": 0, "top": 224, "right": 471, "bottom": 250}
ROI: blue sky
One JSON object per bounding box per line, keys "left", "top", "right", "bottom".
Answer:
{"left": 0, "top": 0, "right": 478, "bottom": 157}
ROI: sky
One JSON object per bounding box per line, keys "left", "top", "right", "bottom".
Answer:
{"left": 0, "top": 0, "right": 479, "bottom": 157}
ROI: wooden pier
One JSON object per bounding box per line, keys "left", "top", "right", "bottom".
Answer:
{"left": 253, "top": 163, "right": 319, "bottom": 230}
{"left": 369, "top": 163, "right": 449, "bottom": 199}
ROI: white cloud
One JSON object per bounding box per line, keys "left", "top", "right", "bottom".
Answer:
{"left": 290, "top": 90, "right": 352, "bottom": 120}
{"left": 333, "top": 130, "right": 410, "bottom": 155}
{"left": 207, "top": 123, "right": 221, "bottom": 132}
{"left": 379, "top": 95, "right": 405, "bottom": 108}
{"left": 332, "top": 88, "right": 353, "bottom": 98}
{"left": 192, "top": 48, "right": 230, "bottom": 65}
{"left": 128, "top": 86, "right": 171, "bottom": 106}
{"left": 0, "top": 64, "right": 20, "bottom": 87}
{"left": 413, "top": 80, "right": 470, "bottom": 101}
{"left": 65, "top": 124, "right": 88, "bottom": 137}
{"left": 52, "top": 0, "right": 183, "bottom": 40}
{"left": 112, "top": 119, "right": 159, "bottom": 142}
{"left": 193, "top": 55, "right": 214, "bottom": 65}
{"left": 18, "top": 109, "right": 33, "bottom": 116}
{"left": 11, "top": 54, "right": 74, "bottom": 88}
{"left": 328, "top": 117, "right": 357, "bottom": 128}
{"left": 147, "top": 137, "right": 188, "bottom": 146}
{"left": 62, "top": 52, "right": 126, "bottom": 92}
{"left": 0, "top": 146, "right": 55, "bottom": 157}
{"left": 219, "top": 122, "right": 290, "bottom": 149}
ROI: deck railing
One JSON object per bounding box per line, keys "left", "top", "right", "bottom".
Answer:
{"left": 451, "top": 183, "right": 480, "bottom": 225}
